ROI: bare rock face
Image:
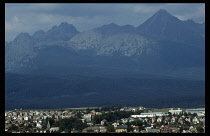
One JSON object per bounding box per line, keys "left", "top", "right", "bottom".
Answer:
{"left": 5, "top": 9, "right": 205, "bottom": 74}
{"left": 33, "top": 22, "right": 80, "bottom": 47}
{"left": 5, "top": 22, "right": 80, "bottom": 72}
{"left": 70, "top": 23, "right": 157, "bottom": 56}
{"left": 5, "top": 33, "right": 34, "bottom": 71}
{"left": 137, "top": 9, "right": 205, "bottom": 48}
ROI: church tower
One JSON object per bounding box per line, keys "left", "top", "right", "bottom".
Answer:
{"left": 47, "top": 121, "right": 50, "bottom": 130}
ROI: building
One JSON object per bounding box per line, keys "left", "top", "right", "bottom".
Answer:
{"left": 36, "top": 122, "right": 42, "bottom": 129}
{"left": 82, "top": 126, "right": 100, "bottom": 133}
{"left": 115, "top": 125, "right": 128, "bottom": 133}
{"left": 145, "top": 127, "right": 160, "bottom": 133}
{"left": 168, "top": 108, "right": 182, "bottom": 115}
{"left": 186, "top": 108, "right": 205, "bottom": 116}
{"left": 101, "top": 119, "right": 107, "bottom": 126}
{"left": 47, "top": 121, "right": 50, "bottom": 130}
{"left": 50, "top": 127, "right": 59, "bottom": 133}
{"left": 131, "top": 112, "right": 168, "bottom": 118}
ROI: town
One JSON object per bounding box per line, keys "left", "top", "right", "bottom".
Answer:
{"left": 5, "top": 106, "right": 205, "bottom": 133}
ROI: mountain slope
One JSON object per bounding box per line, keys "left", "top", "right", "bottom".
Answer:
{"left": 5, "top": 22, "right": 80, "bottom": 72}
{"left": 5, "top": 9, "right": 205, "bottom": 80}
{"left": 137, "top": 9, "right": 205, "bottom": 48}
{"left": 33, "top": 22, "right": 79, "bottom": 46}
{"left": 5, "top": 73, "right": 205, "bottom": 110}
{"left": 5, "top": 9, "right": 205, "bottom": 109}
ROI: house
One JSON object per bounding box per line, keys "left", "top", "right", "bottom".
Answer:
{"left": 161, "top": 130, "right": 171, "bottom": 133}
{"left": 184, "top": 117, "right": 191, "bottom": 123}
{"left": 95, "top": 112, "right": 102, "bottom": 115}
{"left": 151, "top": 117, "right": 156, "bottom": 123}
{"left": 99, "top": 126, "right": 107, "bottom": 133}
{"left": 101, "top": 119, "right": 107, "bottom": 126}
{"left": 157, "top": 117, "right": 163, "bottom": 123}
{"left": 50, "top": 127, "right": 59, "bottom": 133}
{"left": 140, "top": 130, "right": 148, "bottom": 133}
{"left": 199, "top": 116, "right": 205, "bottom": 122}
{"left": 178, "top": 117, "right": 184, "bottom": 124}
{"left": 189, "top": 126, "right": 195, "bottom": 132}
{"left": 170, "top": 116, "right": 176, "bottom": 123}
{"left": 182, "top": 130, "right": 191, "bottom": 133}
{"left": 143, "top": 118, "right": 149, "bottom": 123}
{"left": 80, "top": 119, "right": 86, "bottom": 123}
{"left": 36, "top": 122, "right": 42, "bottom": 129}
{"left": 121, "top": 118, "right": 128, "bottom": 124}
{"left": 82, "top": 114, "right": 92, "bottom": 122}
{"left": 132, "top": 126, "right": 139, "bottom": 133}
{"left": 145, "top": 127, "right": 160, "bottom": 133}
{"left": 115, "top": 125, "right": 128, "bottom": 133}
{"left": 112, "top": 122, "right": 119, "bottom": 128}
{"left": 160, "top": 125, "right": 171, "bottom": 133}
{"left": 87, "top": 122, "right": 93, "bottom": 126}
{"left": 170, "top": 127, "right": 180, "bottom": 133}
{"left": 192, "top": 116, "right": 200, "bottom": 124}
{"left": 82, "top": 126, "right": 100, "bottom": 133}
{"left": 138, "top": 106, "right": 145, "bottom": 110}
{"left": 67, "top": 114, "right": 75, "bottom": 118}
{"left": 54, "top": 119, "right": 60, "bottom": 122}
{"left": 168, "top": 108, "right": 182, "bottom": 115}
{"left": 71, "top": 130, "right": 80, "bottom": 133}
{"left": 128, "top": 117, "right": 135, "bottom": 122}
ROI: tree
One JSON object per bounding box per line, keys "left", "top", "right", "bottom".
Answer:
{"left": 76, "top": 112, "right": 82, "bottom": 118}
{"left": 127, "top": 126, "right": 134, "bottom": 132}
{"left": 107, "top": 125, "right": 115, "bottom": 132}
{"left": 192, "top": 113, "right": 197, "bottom": 117}
{"left": 86, "top": 108, "right": 91, "bottom": 113}
{"left": 54, "top": 121, "right": 60, "bottom": 127}
{"left": 168, "top": 112, "right": 172, "bottom": 118}
{"left": 74, "top": 119, "right": 88, "bottom": 132}
{"left": 196, "top": 126, "right": 204, "bottom": 133}
{"left": 9, "top": 124, "right": 19, "bottom": 132}
{"left": 130, "top": 120, "right": 143, "bottom": 126}
{"left": 94, "top": 115, "right": 102, "bottom": 124}
{"left": 139, "top": 126, "right": 145, "bottom": 131}
{"left": 59, "top": 118, "right": 76, "bottom": 132}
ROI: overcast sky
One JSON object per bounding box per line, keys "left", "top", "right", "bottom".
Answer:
{"left": 5, "top": 3, "right": 205, "bottom": 42}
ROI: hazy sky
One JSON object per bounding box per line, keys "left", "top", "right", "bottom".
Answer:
{"left": 5, "top": 3, "right": 205, "bottom": 42}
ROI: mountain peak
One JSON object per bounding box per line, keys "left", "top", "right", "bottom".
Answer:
{"left": 137, "top": 9, "right": 179, "bottom": 30}
{"left": 156, "top": 9, "right": 169, "bottom": 14}
{"left": 14, "top": 32, "right": 31, "bottom": 41}
{"left": 48, "top": 22, "right": 79, "bottom": 34}
{"left": 33, "top": 30, "right": 45, "bottom": 36}
{"left": 59, "top": 22, "right": 72, "bottom": 27}
{"left": 153, "top": 9, "right": 175, "bottom": 19}
{"left": 17, "top": 32, "right": 31, "bottom": 37}
{"left": 95, "top": 23, "right": 120, "bottom": 35}
{"left": 101, "top": 23, "right": 119, "bottom": 28}
{"left": 186, "top": 19, "right": 195, "bottom": 23}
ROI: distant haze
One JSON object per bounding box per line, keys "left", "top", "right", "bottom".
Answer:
{"left": 5, "top": 3, "right": 205, "bottom": 42}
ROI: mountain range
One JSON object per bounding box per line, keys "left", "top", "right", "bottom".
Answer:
{"left": 5, "top": 9, "right": 205, "bottom": 110}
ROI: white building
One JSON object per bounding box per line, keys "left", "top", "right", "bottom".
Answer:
{"left": 186, "top": 108, "right": 205, "bottom": 116}
{"left": 50, "top": 127, "right": 59, "bottom": 133}
{"left": 24, "top": 116, "right": 28, "bottom": 121}
{"left": 131, "top": 112, "right": 168, "bottom": 118}
{"left": 36, "top": 122, "right": 42, "bottom": 128}
{"left": 168, "top": 108, "right": 182, "bottom": 115}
